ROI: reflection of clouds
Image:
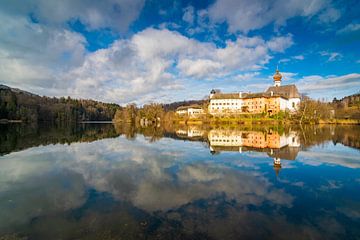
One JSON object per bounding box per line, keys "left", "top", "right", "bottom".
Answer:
{"left": 65, "top": 137, "right": 294, "bottom": 212}
{"left": 319, "top": 180, "right": 343, "bottom": 191}
{"left": 337, "top": 207, "right": 360, "bottom": 219}
{"left": 178, "top": 164, "right": 222, "bottom": 182}
{"left": 0, "top": 135, "right": 294, "bottom": 230}
{"left": 0, "top": 171, "right": 86, "bottom": 230}
{"left": 132, "top": 164, "right": 293, "bottom": 211}
{"left": 298, "top": 150, "right": 360, "bottom": 169}
{"left": 0, "top": 133, "right": 359, "bottom": 239}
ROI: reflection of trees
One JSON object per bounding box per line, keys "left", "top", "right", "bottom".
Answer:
{"left": 2, "top": 123, "right": 360, "bottom": 156}
{"left": 113, "top": 123, "right": 137, "bottom": 140}
{"left": 299, "top": 125, "right": 360, "bottom": 150}
{"left": 114, "top": 121, "right": 178, "bottom": 143}
{"left": 0, "top": 123, "right": 119, "bottom": 155}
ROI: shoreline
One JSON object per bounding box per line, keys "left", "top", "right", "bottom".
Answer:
{"left": 2, "top": 118, "right": 359, "bottom": 126}
{"left": 0, "top": 119, "right": 23, "bottom": 124}
{"left": 173, "top": 118, "right": 360, "bottom": 125}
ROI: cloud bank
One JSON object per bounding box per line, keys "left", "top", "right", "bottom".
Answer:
{"left": 0, "top": 0, "right": 358, "bottom": 104}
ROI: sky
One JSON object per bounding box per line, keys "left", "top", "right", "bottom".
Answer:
{"left": 0, "top": 0, "right": 359, "bottom": 104}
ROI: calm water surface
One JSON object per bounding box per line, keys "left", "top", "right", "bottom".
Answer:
{"left": 0, "top": 123, "right": 359, "bottom": 240}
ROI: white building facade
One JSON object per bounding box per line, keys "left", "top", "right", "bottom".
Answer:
{"left": 208, "top": 69, "right": 301, "bottom": 115}
{"left": 176, "top": 105, "right": 205, "bottom": 118}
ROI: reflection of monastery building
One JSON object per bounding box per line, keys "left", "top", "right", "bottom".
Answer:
{"left": 208, "top": 129, "right": 300, "bottom": 176}
{"left": 209, "top": 69, "right": 301, "bottom": 115}
{"left": 176, "top": 127, "right": 205, "bottom": 138}
{"left": 176, "top": 105, "right": 205, "bottom": 118}
{"left": 208, "top": 130, "right": 300, "bottom": 150}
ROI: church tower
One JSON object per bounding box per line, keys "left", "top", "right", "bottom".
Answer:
{"left": 273, "top": 68, "right": 282, "bottom": 87}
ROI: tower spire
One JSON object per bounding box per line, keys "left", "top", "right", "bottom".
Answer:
{"left": 273, "top": 67, "right": 282, "bottom": 87}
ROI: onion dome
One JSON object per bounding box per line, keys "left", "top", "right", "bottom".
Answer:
{"left": 273, "top": 69, "right": 282, "bottom": 82}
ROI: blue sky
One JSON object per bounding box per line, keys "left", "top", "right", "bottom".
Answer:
{"left": 0, "top": 0, "right": 359, "bottom": 104}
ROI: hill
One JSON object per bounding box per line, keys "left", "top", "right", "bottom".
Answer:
{"left": 163, "top": 100, "right": 207, "bottom": 112}
{"left": 0, "top": 84, "right": 120, "bottom": 122}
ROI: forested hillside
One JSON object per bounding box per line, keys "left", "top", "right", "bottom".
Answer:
{"left": 0, "top": 84, "right": 120, "bottom": 122}
{"left": 163, "top": 100, "right": 207, "bottom": 111}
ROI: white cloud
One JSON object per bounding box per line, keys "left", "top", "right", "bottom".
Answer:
{"left": 233, "top": 72, "right": 260, "bottom": 81}
{"left": 267, "top": 35, "right": 294, "bottom": 52}
{"left": 318, "top": 7, "right": 341, "bottom": 23}
{"left": 1, "top": 0, "right": 145, "bottom": 32}
{"left": 0, "top": 11, "right": 86, "bottom": 93}
{"left": 293, "top": 55, "right": 305, "bottom": 60}
{"left": 280, "top": 72, "right": 298, "bottom": 81}
{"left": 296, "top": 73, "right": 360, "bottom": 97}
{"left": 207, "top": 0, "right": 339, "bottom": 33}
{"left": 320, "top": 51, "right": 342, "bottom": 61}
{"left": 182, "top": 6, "right": 195, "bottom": 25}
{"left": 61, "top": 28, "right": 293, "bottom": 103}
{"left": 337, "top": 23, "right": 360, "bottom": 34}
{"left": 0, "top": 1, "right": 296, "bottom": 105}
{"left": 279, "top": 55, "right": 304, "bottom": 64}
{"left": 279, "top": 58, "right": 290, "bottom": 63}
{"left": 178, "top": 59, "right": 222, "bottom": 78}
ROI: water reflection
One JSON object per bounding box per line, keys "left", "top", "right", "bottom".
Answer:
{"left": 207, "top": 128, "right": 300, "bottom": 176}
{"left": 0, "top": 123, "right": 359, "bottom": 239}
{"left": 0, "top": 123, "right": 119, "bottom": 155}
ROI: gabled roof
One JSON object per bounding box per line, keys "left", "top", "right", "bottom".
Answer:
{"left": 211, "top": 93, "right": 240, "bottom": 99}
{"left": 210, "top": 92, "right": 287, "bottom": 100}
{"left": 265, "top": 84, "right": 301, "bottom": 99}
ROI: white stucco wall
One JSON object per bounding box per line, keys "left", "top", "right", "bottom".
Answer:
{"left": 287, "top": 131, "right": 301, "bottom": 147}
{"left": 286, "top": 98, "right": 300, "bottom": 111}
{"left": 188, "top": 108, "right": 204, "bottom": 117}
{"left": 209, "top": 99, "right": 244, "bottom": 114}
{"left": 208, "top": 130, "right": 243, "bottom": 146}
{"left": 279, "top": 98, "right": 288, "bottom": 111}
{"left": 176, "top": 109, "right": 187, "bottom": 115}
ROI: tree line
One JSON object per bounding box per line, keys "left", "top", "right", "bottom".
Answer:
{"left": 113, "top": 103, "right": 173, "bottom": 124}
{"left": 0, "top": 85, "right": 120, "bottom": 123}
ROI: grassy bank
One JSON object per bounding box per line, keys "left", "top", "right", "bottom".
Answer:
{"left": 174, "top": 117, "right": 360, "bottom": 125}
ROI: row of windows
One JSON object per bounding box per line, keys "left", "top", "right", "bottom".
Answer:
{"left": 211, "top": 101, "right": 279, "bottom": 106}
{"left": 211, "top": 102, "right": 242, "bottom": 105}
{"left": 210, "top": 106, "right": 268, "bottom": 110}
{"left": 211, "top": 139, "right": 266, "bottom": 145}
{"left": 211, "top": 139, "right": 240, "bottom": 142}
{"left": 211, "top": 107, "right": 243, "bottom": 110}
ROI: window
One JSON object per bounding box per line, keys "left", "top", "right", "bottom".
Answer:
{"left": 292, "top": 102, "right": 295, "bottom": 108}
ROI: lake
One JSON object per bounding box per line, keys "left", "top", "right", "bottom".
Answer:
{"left": 0, "top": 123, "right": 359, "bottom": 240}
